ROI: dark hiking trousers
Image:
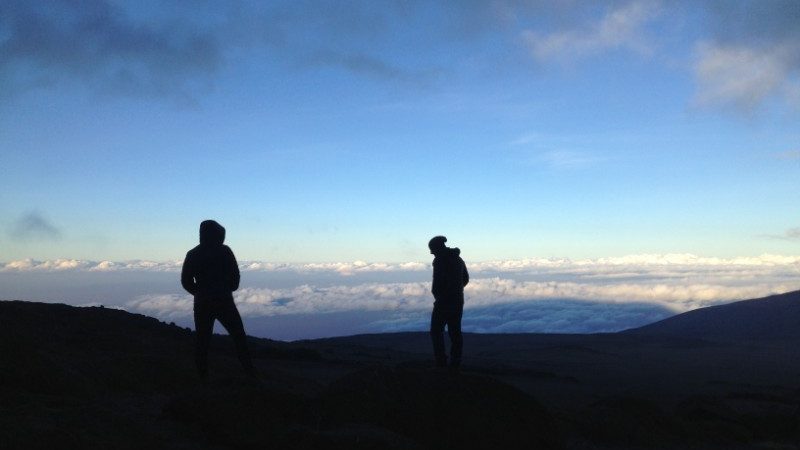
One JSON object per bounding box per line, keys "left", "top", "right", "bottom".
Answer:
{"left": 194, "top": 297, "right": 254, "bottom": 376}
{"left": 430, "top": 302, "right": 463, "bottom": 367}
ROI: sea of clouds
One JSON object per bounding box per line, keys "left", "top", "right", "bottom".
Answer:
{"left": 2, "top": 254, "right": 799, "bottom": 339}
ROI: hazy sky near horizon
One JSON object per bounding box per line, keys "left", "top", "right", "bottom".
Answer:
{"left": 1, "top": 0, "right": 799, "bottom": 265}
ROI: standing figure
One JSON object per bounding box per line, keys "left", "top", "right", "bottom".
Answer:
{"left": 428, "top": 235, "right": 469, "bottom": 369}
{"left": 181, "top": 220, "right": 255, "bottom": 378}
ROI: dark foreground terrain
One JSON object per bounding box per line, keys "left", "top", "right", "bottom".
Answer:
{"left": 2, "top": 291, "right": 800, "bottom": 449}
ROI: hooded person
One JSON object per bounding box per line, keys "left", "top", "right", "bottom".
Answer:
{"left": 428, "top": 235, "right": 469, "bottom": 368}
{"left": 181, "top": 220, "right": 255, "bottom": 378}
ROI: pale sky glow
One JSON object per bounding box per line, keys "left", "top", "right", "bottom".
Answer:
{"left": 1, "top": 1, "right": 799, "bottom": 338}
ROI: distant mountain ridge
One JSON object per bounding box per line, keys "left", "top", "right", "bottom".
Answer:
{"left": 625, "top": 290, "right": 800, "bottom": 341}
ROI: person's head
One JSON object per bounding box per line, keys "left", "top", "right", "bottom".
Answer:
{"left": 199, "top": 220, "right": 225, "bottom": 245}
{"left": 428, "top": 235, "right": 447, "bottom": 255}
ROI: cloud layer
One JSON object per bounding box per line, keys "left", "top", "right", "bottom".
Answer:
{"left": 110, "top": 252, "right": 800, "bottom": 334}
{"left": 126, "top": 268, "right": 799, "bottom": 319}
{"left": 5, "top": 253, "right": 800, "bottom": 272}
{"left": 122, "top": 270, "right": 798, "bottom": 337}
{"left": 4, "top": 252, "right": 796, "bottom": 337}
{"left": 7, "top": 252, "right": 799, "bottom": 324}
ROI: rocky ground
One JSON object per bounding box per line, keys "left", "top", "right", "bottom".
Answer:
{"left": 1, "top": 295, "right": 799, "bottom": 449}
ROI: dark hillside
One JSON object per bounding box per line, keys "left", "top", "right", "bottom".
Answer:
{"left": 0, "top": 300, "right": 561, "bottom": 450}
{"left": 626, "top": 290, "right": 800, "bottom": 341}
{"left": 3, "top": 297, "right": 800, "bottom": 449}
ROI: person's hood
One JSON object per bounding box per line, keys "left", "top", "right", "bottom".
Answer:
{"left": 199, "top": 220, "right": 225, "bottom": 246}
{"left": 449, "top": 247, "right": 461, "bottom": 257}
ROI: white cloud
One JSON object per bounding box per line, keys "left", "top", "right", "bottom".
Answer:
{"left": 126, "top": 282, "right": 431, "bottom": 319}
{"left": 1, "top": 258, "right": 94, "bottom": 271}
{"left": 465, "top": 278, "right": 794, "bottom": 312}
{"left": 0, "top": 258, "right": 430, "bottom": 274}
{"left": 512, "top": 0, "right": 800, "bottom": 114}
{"left": 0, "top": 259, "right": 184, "bottom": 272}
{"left": 126, "top": 272, "right": 799, "bottom": 323}
{"left": 521, "top": 1, "right": 660, "bottom": 63}
{"left": 126, "top": 294, "right": 193, "bottom": 319}
{"left": 693, "top": 41, "right": 800, "bottom": 112}
{"left": 469, "top": 253, "right": 800, "bottom": 274}
{"left": 4, "top": 253, "right": 799, "bottom": 274}
{"left": 6, "top": 253, "right": 799, "bottom": 323}
{"left": 49, "top": 252, "right": 793, "bottom": 336}
{"left": 291, "top": 261, "right": 427, "bottom": 275}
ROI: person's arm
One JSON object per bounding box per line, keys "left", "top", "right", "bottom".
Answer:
{"left": 431, "top": 258, "right": 443, "bottom": 299}
{"left": 180, "top": 253, "right": 197, "bottom": 295}
{"left": 227, "top": 246, "right": 241, "bottom": 292}
{"left": 462, "top": 258, "right": 469, "bottom": 287}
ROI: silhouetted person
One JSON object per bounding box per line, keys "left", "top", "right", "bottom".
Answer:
{"left": 428, "top": 235, "right": 469, "bottom": 369}
{"left": 181, "top": 220, "right": 255, "bottom": 378}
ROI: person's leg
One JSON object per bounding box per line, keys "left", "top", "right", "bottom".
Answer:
{"left": 193, "top": 298, "right": 215, "bottom": 377}
{"left": 216, "top": 298, "right": 256, "bottom": 374}
{"left": 447, "top": 304, "right": 464, "bottom": 368}
{"left": 430, "top": 305, "right": 448, "bottom": 367}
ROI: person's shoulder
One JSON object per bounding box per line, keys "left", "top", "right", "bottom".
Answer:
{"left": 450, "top": 248, "right": 466, "bottom": 264}
{"left": 222, "top": 245, "right": 238, "bottom": 260}
{"left": 183, "top": 246, "right": 201, "bottom": 267}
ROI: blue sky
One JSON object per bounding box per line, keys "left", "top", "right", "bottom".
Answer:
{"left": 1, "top": 1, "right": 799, "bottom": 338}
{"left": 1, "top": 0, "right": 798, "bottom": 263}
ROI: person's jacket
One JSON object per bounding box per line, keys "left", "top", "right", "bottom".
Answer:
{"left": 431, "top": 247, "right": 469, "bottom": 304}
{"left": 181, "top": 220, "right": 240, "bottom": 301}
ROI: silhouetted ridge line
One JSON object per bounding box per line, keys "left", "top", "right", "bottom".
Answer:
{"left": 625, "top": 290, "right": 800, "bottom": 341}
